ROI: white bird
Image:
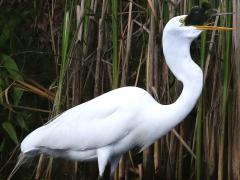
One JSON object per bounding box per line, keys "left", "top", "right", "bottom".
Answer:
{"left": 18, "top": 9, "right": 232, "bottom": 178}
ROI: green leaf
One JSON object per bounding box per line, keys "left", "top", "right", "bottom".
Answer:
{"left": 12, "top": 87, "right": 23, "bottom": 105}
{"left": 1, "top": 53, "right": 23, "bottom": 80}
{"left": 0, "top": 24, "right": 11, "bottom": 46}
{"left": 17, "top": 116, "right": 28, "bottom": 131}
{"left": 0, "top": 138, "right": 6, "bottom": 152}
{"left": 0, "top": 53, "right": 23, "bottom": 105}
{"left": 2, "top": 122, "right": 19, "bottom": 145}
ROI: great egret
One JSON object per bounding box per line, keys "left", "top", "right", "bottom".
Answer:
{"left": 15, "top": 5, "right": 232, "bottom": 178}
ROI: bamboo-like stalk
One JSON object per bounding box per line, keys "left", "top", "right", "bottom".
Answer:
{"left": 195, "top": 30, "right": 207, "bottom": 180}
{"left": 48, "top": 3, "right": 58, "bottom": 69}
{"left": 111, "top": 0, "right": 119, "bottom": 89}
{"left": 143, "top": 0, "right": 156, "bottom": 179}
{"left": 231, "top": 1, "right": 240, "bottom": 179}
{"left": 120, "top": 0, "right": 133, "bottom": 86}
{"left": 76, "top": 2, "right": 84, "bottom": 42}
{"left": 119, "top": 155, "right": 125, "bottom": 179}
{"left": 176, "top": 126, "right": 183, "bottom": 180}
{"left": 226, "top": 2, "right": 232, "bottom": 179}
{"left": 53, "top": 10, "right": 70, "bottom": 115}
{"left": 94, "top": 0, "right": 107, "bottom": 97}
{"left": 82, "top": 0, "right": 91, "bottom": 55}
{"left": 218, "top": 1, "right": 232, "bottom": 179}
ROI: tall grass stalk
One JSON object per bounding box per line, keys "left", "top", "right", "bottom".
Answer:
{"left": 53, "top": 10, "right": 70, "bottom": 114}
{"left": 120, "top": 0, "right": 133, "bottom": 86}
{"left": 195, "top": 30, "right": 207, "bottom": 180}
{"left": 82, "top": 0, "right": 91, "bottom": 55}
{"left": 232, "top": 1, "right": 240, "bottom": 179}
{"left": 94, "top": 0, "right": 107, "bottom": 97}
{"left": 218, "top": 1, "right": 232, "bottom": 179}
{"left": 143, "top": 0, "right": 156, "bottom": 179}
{"left": 225, "top": 2, "right": 232, "bottom": 179}
{"left": 111, "top": 0, "right": 119, "bottom": 89}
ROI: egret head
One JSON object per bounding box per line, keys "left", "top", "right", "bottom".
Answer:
{"left": 162, "top": 2, "right": 232, "bottom": 80}
{"left": 163, "top": 15, "right": 203, "bottom": 41}
{"left": 163, "top": 2, "right": 232, "bottom": 43}
{"left": 163, "top": 2, "right": 213, "bottom": 41}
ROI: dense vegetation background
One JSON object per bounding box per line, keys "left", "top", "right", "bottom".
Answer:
{"left": 0, "top": 0, "right": 239, "bottom": 179}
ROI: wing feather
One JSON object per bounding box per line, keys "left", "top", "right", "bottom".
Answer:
{"left": 38, "top": 110, "right": 135, "bottom": 150}
{"left": 25, "top": 87, "right": 151, "bottom": 152}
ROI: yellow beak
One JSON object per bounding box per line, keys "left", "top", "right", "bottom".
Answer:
{"left": 194, "top": 25, "right": 233, "bottom": 31}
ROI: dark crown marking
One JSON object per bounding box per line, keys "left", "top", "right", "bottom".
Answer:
{"left": 185, "top": 2, "right": 212, "bottom": 26}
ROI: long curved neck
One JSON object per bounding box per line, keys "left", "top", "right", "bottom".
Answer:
{"left": 162, "top": 31, "right": 203, "bottom": 126}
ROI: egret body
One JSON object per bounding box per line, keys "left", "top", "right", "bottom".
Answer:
{"left": 19, "top": 7, "right": 232, "bottom": 177}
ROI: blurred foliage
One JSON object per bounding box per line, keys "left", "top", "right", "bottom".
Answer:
{"left": 0, "top": 1, "right": 54, "bottom": 172}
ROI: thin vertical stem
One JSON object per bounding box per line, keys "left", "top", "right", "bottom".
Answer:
{"left": 111, "top": 0, "right": 118, "bottom": 89}
{"left": 94, "top": 0, "right": 107, "bottom": 96}
{"left": 196, "top": 30, "right": 206, "bottom": 180}
{"left": 218, "top": 1, "right": 232, "bottom": 179}
{"left": 232, "top": 0, "right": 240, "bottom": 179}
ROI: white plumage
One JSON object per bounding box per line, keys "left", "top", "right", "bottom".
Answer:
{"left": 20, "top": 15, "right": 220, "bottom": 176}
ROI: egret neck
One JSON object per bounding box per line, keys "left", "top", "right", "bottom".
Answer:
{"left": 162, "top": 27, "right": 203, "bottom": 126}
